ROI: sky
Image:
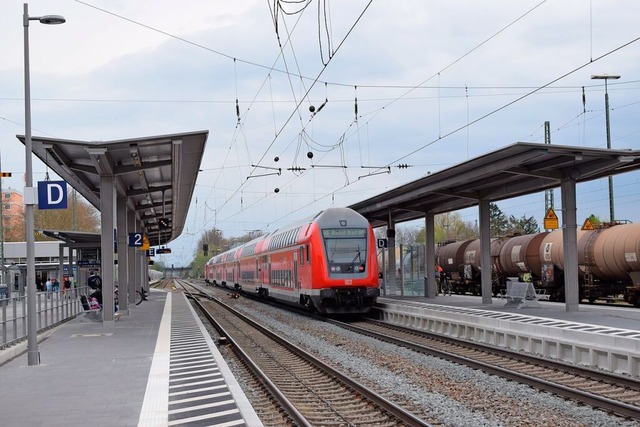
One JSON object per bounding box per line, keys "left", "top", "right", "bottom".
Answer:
{"left": 1, "top": 0, "right": 639, "bottom": 267}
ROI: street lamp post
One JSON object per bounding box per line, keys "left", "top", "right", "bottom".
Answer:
{"left": 591, "top": 74, "right": 621, "bottom": 224}
{"left": 23, "top": 3, "right": 65, "bottom": 366}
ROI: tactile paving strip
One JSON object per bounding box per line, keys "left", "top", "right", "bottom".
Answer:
{"left": 167, "top": 296, "right": 247, "bottom": 426}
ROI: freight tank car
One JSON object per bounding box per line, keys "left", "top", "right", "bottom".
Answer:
{"left": 436, "top": 222, "right": 640, "bottom": 306}
{"left": 541, "top": 223, "right": 640, "bottom": 305}
{"left": 435, "top": 239, "right": 474, "bottom": 294}
{"left": 204, "top": 207, "right": 380, "bottom": 314}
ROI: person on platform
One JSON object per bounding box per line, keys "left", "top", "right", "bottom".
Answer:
{"left": 87, "top": 271, "right": 103, "bottom": 307}
{"left": 45, "top": 278, "right": 52, "bottom": 298}
{"left": 87, "top": 271, "right": 102, "bottom": 290}
{"left": 435, "top": 263, "right": 444, "bottom": 295}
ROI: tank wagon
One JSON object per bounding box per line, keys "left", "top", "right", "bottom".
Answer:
{"left": 435, "top": 222, "right": 640, "bottom": 306}
{"left": 204, "top": 207, "right": 380, "bottom": 314}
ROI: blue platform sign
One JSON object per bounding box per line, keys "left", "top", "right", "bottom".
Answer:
{"left": 128, "top": 232, "right": 144, "bottom": 247}
{"left": 38, "top": 181, "right": 67, "bottom": 209}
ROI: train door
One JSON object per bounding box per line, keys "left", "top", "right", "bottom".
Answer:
{"left": 293, "top": 250, "right": 299, "bottom": 290}
{"left": 235, "top": 261, "right": 240, "bottom": 284}
{"left": 255, "top": 259, "right": 259, "bottom": 285}
{"left": 267, "top": 255, "right": 272, "bottom": 286}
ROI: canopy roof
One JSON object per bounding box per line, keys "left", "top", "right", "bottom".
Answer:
{"left": 349, "top": 142, "right": 640, "bottom": 227}
{"left": 18, "top": 130, "right": 208, "bottom": 247}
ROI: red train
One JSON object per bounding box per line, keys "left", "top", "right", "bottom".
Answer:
{"left": 204, "top": 207, "right": 380, "bottom": 314}
{"left": 436, "top": 222, "right": 640, "bottom": 306}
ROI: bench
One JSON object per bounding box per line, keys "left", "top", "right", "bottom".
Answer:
{"left": 535, "top": 288, "right": 550, "bottom": 301}
{"left": 503, "top": 278, "right": 541, "bottom": 308}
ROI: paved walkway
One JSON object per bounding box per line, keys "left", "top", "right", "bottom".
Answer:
{"left": 0, "top": 289, "right": 261, "bottom": 427}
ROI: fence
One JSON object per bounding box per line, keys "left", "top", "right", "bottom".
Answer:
{"left": 378, "top": 244, "right": 427, "bottom": 297}
{"left": 0, "top": 287, "right": 86, "bottom": 350}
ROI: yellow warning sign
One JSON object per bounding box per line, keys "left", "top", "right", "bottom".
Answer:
{"left": 139, "top": 234, "right": 150, "bottom": 251}
{"left": 544, "top": 208, "right": 559, "bottom": 230}
{"left": 581, "top": 218, "right": 595, "bottom": 230}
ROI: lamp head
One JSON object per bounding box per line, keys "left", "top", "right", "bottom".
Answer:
{"left": 38, "top": 15, "right": 66, "bottom": 25}
{"left": 591, "top": 74, "right": 621, "bottom": 80}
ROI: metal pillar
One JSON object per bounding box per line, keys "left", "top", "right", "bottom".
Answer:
{"left": 100, "top": 174, "right": 116, "bottom": 324}
{"left": 386, "top": 210, "right": 396, "bottom": 294}
{"left": 479, "top": 199, "right": 492, "bottom": 304}
{"left": 116, "top": 196, "right": 129, "bottom": 314}
{"left": 424, "top": 212, "right": 436, "bottom": 298}
{"left": 561, "top": 177, "right": 580, "bottom": 312}
{"left": 127, "top": 209, "right": 137, "bottom": 308}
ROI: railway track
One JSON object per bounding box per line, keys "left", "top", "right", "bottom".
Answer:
{"left": 332, "top": 317, "right": 640, "bottom": 421}
{"left": 176, "top": 280, "right": 432, "bottom": 427}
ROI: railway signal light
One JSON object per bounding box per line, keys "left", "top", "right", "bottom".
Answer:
{"left": 0, "top": 172, "right": 11, "bottom": 177}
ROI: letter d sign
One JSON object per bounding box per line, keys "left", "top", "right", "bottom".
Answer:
{"left": 38, "top": 180, "right": 68, "bottom": 210}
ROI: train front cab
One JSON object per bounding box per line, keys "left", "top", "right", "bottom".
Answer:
{"left": 308, "top": 225, "right": 379, "bottom": 314}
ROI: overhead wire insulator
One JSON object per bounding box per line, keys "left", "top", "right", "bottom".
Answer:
{"left": 354, "top": 86, "right": 358, "bottom": 121}
{"left": 316, "top": 98, "right": 327, "bottom": 113}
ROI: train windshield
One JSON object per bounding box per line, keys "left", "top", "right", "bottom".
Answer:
{"left": 322, "top": 228, "right": 368, "bottom": 274}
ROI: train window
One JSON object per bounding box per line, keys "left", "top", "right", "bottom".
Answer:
{"left": 322, "top": 228, "right": 367, "bottom": 274}
{"left": 299, "top": 247, "right": 304, "bottom": 266}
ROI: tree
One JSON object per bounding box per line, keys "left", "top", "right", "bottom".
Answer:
{"left": 151, "top": 260, "right": 166, "bottom": 273}
{"left": 408, "top": 212, "right": 478, "bottom": 244}
{"left": 375, "top": 225, "right": 424, "bottom": 246}
{"left": 190, "top": 252, "right": 210, "bottom": 279}
{"left": 227, "top": 230, "right": 263, "bottom": 249}
{"left": 434, "top": 212, "right": 478, "bottom": 242}
{"left": 35, "top": 193, "right": 100, "bottom": 240}
{"left": 197, "top": 228, "right": 226, "bottom": 257}
{"left": 587, "top": 214, "right": 602, "bottom": 227}
{"left": 490, "top": 203, "right": 509, "bottom": 237}
{"left": 191, "top": 228, "right": 264, "bottom": 278}
{"left": 508, "top": 214, "right": 540, "bottom": 234}
{"left": 2, "top": 186, "right": 100, "bottom": 242}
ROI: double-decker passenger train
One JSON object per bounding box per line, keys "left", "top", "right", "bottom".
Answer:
{"left": 204, "top": 207, "right": 380, "bottom": 314}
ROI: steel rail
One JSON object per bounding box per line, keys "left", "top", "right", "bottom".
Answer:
{"left": 331, "top": 318, "right": 640, "bottom": 421}
{"left": 181, "top": 280, "right": 432, "bottom": 426}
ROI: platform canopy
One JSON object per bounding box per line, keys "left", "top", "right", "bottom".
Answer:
{"left": 18, "top": 130, "right": 208, "bottom": 247}
{"left": 350, "top": 142, "right": 640, "bottom": 227}
{"left": 39, "top": 230, "right": 99, "bottom": 247}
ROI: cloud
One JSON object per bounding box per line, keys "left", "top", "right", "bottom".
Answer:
{"left": 1, "top": 0, "right": 639, "bottom": 265}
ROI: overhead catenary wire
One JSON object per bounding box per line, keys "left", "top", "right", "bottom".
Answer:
{"left": 68, "top": 0, "right": 640, "bottom": 240}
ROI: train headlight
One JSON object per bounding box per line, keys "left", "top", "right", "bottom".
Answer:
{"left": 358, "top": 265, "right": 365, "bottom": 272}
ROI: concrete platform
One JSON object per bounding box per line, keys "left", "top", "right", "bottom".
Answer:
{"left": 0, "top": 289, "right": 262, "bottom": 427}
{"left": 377, "top": 295, "right": 640, "bottom": 377}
